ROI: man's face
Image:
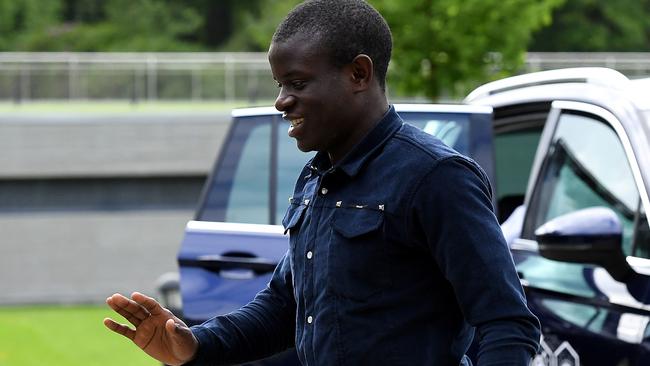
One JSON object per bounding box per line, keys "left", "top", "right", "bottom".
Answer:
{"left": 268, "top": 36, "right": 355, "bottom": 156}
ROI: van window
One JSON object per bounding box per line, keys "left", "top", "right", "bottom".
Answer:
{"left": 225, "top": 123, "right": 272, "bottom": 223}
{"left": 404, "top": 112, "right": 470, "bottom": 154}
{"left": 275, "top": 120, "right": 314, "bottom": 224}
{"left": 197, "top": 116, "right": 271, "bottom": 223}
{"left": 494, "top": 128, "right": 542, "bottom": 222}
{"left": 199, "top": 110, "right": 492, "bottom": 226}
{"left": 529, "top": 112, "right": 649, "bottom": 257}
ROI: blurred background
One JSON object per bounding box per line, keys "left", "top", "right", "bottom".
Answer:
{"left": 0, "top": 0, "right": 649, "bottom": 365}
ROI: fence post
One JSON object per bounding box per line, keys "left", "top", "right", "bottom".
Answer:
{"left": 225, "top": 54, "right": 235, "bottom": 103}
{"left": 13, "top": 68, "right": 21, "bottom": 104}
{"left": 247, "top": 67, "right": 258, "bottom": 103}
{"left": 20, "top": 67, "right": 30, "bottom": 102}
{"left": 191, "top": 66, "right": 202, "bottom": 101}
{"left": 147, "top": 55, "right": 158, "bottom": 101}
{"left": 68, "top": 55, "right": 79, "bottom": 100}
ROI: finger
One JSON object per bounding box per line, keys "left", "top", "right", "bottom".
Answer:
{"left": 107, "top": 293, "right": 151, "bottom": 321}
{"left": 107, "top": 293, "right": 151, "bottom": 320}
{"left": 165, "top": 318, "right": 191, "bottom": 339}
{"left": 131, "top": 292, "right": 165, "bottom": 316}
{"left": 104, "top": 318, "right": 136, "bottom": 341}
{"left": 165, "top": 319, "right": 199, "bottom": 362}
{"left": 110, "top": 306, "right": 143, "bottom": 327}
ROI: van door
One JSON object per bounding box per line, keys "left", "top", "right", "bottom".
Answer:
{"left": 512, "top": 101, "right": 650, "bottom": 366}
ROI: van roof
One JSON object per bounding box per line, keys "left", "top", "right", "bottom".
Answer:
{"left": 465, "top": 67, "right": 630, "bottom": 103}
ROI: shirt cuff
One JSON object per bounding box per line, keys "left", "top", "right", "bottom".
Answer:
{"left": 182, "top": 325, "right": 222, "bottom": 366}
{"left": 477, "top": 346, "right": 535, "bottom": 366}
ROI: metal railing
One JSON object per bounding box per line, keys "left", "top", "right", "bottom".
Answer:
{"left": 525, "top": 52, "right": 650, "bottom": 77}
{"left": 0, "top": 52, "right": 274, "bottom": 103}
{"left": 1, "top": 52, "right": 649, "bottom": 103}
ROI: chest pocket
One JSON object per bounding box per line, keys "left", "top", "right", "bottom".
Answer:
{"left": 332, "top": 208, "right": 383, "bottom": 237}
{"left": 282, "top": 203, "right": 306, "bottom": 235}
{"left": 282, "top": 203, "right": 307, "bottom": 285}
{"left": 329, "top": 207, "right": 389, "bottom": 301}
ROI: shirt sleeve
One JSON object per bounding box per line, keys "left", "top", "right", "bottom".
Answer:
{"left": 184, "top": 251, "right": 296, "bottom": 366}
{"left": 411, "top": 156, "right": 541, "bottom": 365}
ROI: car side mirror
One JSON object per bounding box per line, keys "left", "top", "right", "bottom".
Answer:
{"left": 535, "top": 207, "right": 633, "bottom": 281}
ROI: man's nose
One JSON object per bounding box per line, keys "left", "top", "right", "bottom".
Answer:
{"left": 274, "top": 89, "right": 295, "bottom": 112}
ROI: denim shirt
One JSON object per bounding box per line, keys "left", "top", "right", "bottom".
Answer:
{"left": 189, "top": 106, "right": 540, "bottom": 366}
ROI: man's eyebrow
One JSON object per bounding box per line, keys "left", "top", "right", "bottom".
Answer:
{"left": 277, "top": 70, "right": 306, "bottom": 80}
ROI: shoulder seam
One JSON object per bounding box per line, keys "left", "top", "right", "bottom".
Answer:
{"left": 403, "top": 155, "right": 460, "bottom": 245}
{"left": 393, "top": 131, "right": 445, "bottom": 162}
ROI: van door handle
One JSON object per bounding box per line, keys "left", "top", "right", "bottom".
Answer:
{"left": 179, "top": 255, "right": 278, "bottom": 274}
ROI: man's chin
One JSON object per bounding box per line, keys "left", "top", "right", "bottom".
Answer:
{"left": 295, "top": 140, "right": 317, "bottom": 153}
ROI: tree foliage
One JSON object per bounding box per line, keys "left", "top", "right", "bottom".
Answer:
{"left": 233, "top": 0, "right": 563, "bottom": 99}
{"left": 4, "top": 0, "right": 650, "bottom": 99}
{"left": 530, "top": 0, "right": 650, "bottom": 51}
{"left": 221, "top": 0, "right": 301, "bottom": 51}
{"left": 374, "top": 0, "right": 565, "bottom": 98}
{"left": 8, "top": 0, "right": 204, "bottom": 51}
{"left": 0, "top": 0, "right": 254, "bottom": 51}
{"left": 0, "top": 0, "right": 61, "bottom": 50}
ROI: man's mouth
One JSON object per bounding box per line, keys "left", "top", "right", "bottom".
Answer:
{"left": 290, "top": 117, "right": 304, "bottom": 127}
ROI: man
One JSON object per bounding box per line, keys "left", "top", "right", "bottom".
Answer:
{"left": 104, "top": 1, "right": 541, "bottom": 365}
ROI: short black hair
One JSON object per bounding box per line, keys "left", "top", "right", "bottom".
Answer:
{"left": 272, "top": 0, "right": 392, "bottom": 90}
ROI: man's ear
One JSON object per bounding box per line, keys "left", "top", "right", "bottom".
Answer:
{"left": 348, "top": 54, "right": 374, "bottom": 92}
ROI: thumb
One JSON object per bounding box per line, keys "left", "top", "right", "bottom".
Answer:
{"left": 165, "top": 319, "right": 198, "bottom": 361}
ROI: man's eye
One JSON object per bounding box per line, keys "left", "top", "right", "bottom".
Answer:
{"left": 292, "top": 81, "right": 306, "bottom": 90}
{"left": 275, "top": 80, "right": 305, "bottom": 90}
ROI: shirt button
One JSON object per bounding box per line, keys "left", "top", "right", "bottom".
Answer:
{"left": 307, "top": 316, "right": 313, "bottom": 324}
{"left": 321, "top": 187, "right": 328, "bottom": 195}
{"left": 306, "top": 251, "right": 313, "bottom": 260}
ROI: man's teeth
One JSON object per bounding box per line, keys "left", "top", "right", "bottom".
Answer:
{"left": 290, "top": 118, "right": 304, "bottom": 127}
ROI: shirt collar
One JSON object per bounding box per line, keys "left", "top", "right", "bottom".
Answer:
{"left": 310, "top": 105, "right": 403, "bottom": 177}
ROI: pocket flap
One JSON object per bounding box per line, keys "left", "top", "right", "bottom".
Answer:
{"left": 333, "top": 208, "right": 383, "bottom": 238}
{"left": 282, "top": 204, "right": 306, "bottom": 234}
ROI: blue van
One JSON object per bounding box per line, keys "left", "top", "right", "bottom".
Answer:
{"left": 169, "top": 68, "right": 650, "bottom": 365}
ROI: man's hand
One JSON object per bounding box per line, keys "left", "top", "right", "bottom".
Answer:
{"left": 104, "top": 292, "right": 199, "bottom": 366}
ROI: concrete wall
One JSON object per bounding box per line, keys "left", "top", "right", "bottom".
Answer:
{"left": 0, "top": 210, "right": 190, "bottom": 305}
{"left": 0, "top": 111, "right": 230, "bottom": 178}
{"left": 0, "top": 110, "right": 231, "bottom": 305}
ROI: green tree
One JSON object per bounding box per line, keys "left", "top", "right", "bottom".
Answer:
{"left": 0, "top": 0, "right": 61, "bottom": 50}
{"left": 375, "top": 0, "right": 565, "bottom": 99}
{"left": 1, "top": 0, "right": 566, "bottom": 98}
{"left": 222, "top": 0, "right": 300, "bottom": 51}
{"left": 0, "top": 0, "right": 204, "bottom": 51}
{"left": 233, "top": 0, "right": 563, "bottom": 99}
{"left": 4, "top": 0, "right": 263, "bottom": 51}
{"left": 530, "top": 0, "right": 650, "bottom": 51}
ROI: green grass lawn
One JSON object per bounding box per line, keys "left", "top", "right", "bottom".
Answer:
{"left": 0, "top": 305, "right": 158, "bottom": 366}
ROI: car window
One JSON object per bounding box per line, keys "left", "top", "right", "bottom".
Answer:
{"left": 199, "top": 110, "right": 487, "bottom": 226}
{"left": 274, "top": 113, "right": 473, "bottom": 224}
{"left": 404, "top": 112, "right": 470, "bottom": 154}
{"left": 225, "top": 123, "right": 272, "bottom": 223}
{"left": 197, "top": 116, "right": 271, "bottom": 223}
{"left": 275, "top": 120, "right": 315, "bottom": 225}
{"left": 529, "top": 112, "right": 649, "bottom": 258}
{"left": 494, "top": 128, "right": 542, "bottom": 222}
